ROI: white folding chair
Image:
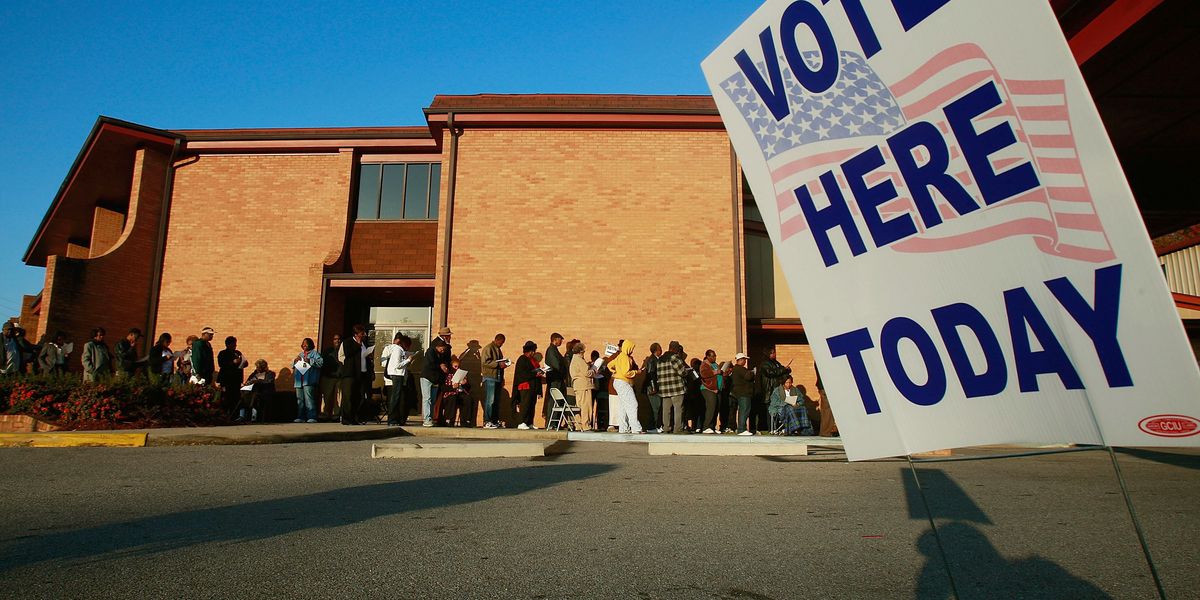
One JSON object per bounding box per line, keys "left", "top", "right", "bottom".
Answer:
{"left": 547, "top": 387, "right": 581, "bottom": 431}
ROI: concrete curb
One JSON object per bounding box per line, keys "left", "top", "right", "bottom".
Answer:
{"left": 145, "top": 426, "right": 408, "bottom": 447}
{"left": 398, "top": 426, "right": 568, "bottom": 441}
{"left": 0, "top": 432, "right": 147, "bottom": 448}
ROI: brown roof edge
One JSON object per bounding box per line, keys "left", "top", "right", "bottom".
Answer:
{"left": 173, "top": 125, "right": 433, "bottom": 142}
{"left": 1153, "top": 223, "right": 1200, "bottom": 256}
{"left": 425, "top": 93, "right": 719, "bottom": 115}
{"left": 23, "top": 116, "right": 180, "bottom": 265}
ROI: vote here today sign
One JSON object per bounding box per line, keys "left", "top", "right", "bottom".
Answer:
{"left": 703, "top": 0, "right": 1200, "bottom": 460}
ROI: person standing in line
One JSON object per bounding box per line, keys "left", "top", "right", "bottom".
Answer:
{"left": 38, "top": 332, "right": 69, "bottom": 376}
{"left": 438, "top": 356, "right": 471, "bottom": 426}
{"left": 512, "top": 340, "right": 546, "bottom": 430}
{"left": 381, "top": 333, "right": 413, "bottom": 426}
{"left": 14, "top": 328, "right": 36, "bottom": 374}
{"left": 754, "top": 347, "right": 792, "bottom": 432}
{"left": 718, "top": 360, "right": 735, "bottom": 433}
{"left": 590, "top": 350, "right": 614, "bottom": 431}
{"left": 686, "top": 357, "right": 704, "bottom": 431}
{"left": 338, "top": 325, "right": 370, "bottom": 426}
{"left": 569, "top": 341, "right": 595, "bottom": 431}
{"left": 293, "top": 337, "right": 324, "bottom": 424}
{"left": 176, "top": 335, "right": 197, "bottom": 385}
{"left": 656, "top": 341, "right": 688, "bottom": 434}
{"left": 217, "top": 336, "right": 247, "bottom": 419}
{"left": 113, "top": 328, "right": 143, "bottom": 378}
{"left": 542, "top": 333, "right": 567, "bottom": 420}
{"left": 191, "top": 327, "right": 216, "bottom": 385}
{"left": 609, "top": 339, "right": 643, "bottom": 434}
{"left": 319, "top": 334, "right": 343, "bottom": 421}
{"left": 699, "top": 350, "right": 721, "bottom": 433}
{"left": 642, "top": 343, "right": 663, "bottom": 433}
{"left": 0, "top": 322, "right": 16, "bottom": 376}
{"left": 147, "top": 333, "right": 174, "bottom": 383}
{"left": 420, "top": 337, "right": 450, "bottom": 427}
{"left": 81, "top": 327, "right": 113, "bottom": 382}
{"left": 480, "top": 333, "right": 508, "bottom": 429}
{"left": 730, "top": 353, "right": 756, "bottom": 435}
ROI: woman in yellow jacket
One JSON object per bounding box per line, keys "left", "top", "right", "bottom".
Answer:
{"left": 609, "top": 339, "right": 644, "bottom": 434}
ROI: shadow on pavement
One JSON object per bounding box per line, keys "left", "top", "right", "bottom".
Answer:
{"left": 1116, "top": 447, "right": 1200, "bottom": 471}
{"left": 0, "top": 463, "right": 614, "bottom": 571}
{"left": 904, "top": 467, "right": 1111, "bottom": 599}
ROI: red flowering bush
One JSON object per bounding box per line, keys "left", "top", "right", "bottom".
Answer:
{"left": 1, "top": 375, "right": 230, "bottom": 430}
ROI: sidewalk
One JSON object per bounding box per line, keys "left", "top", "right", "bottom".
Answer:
{"left": 0, "top": 420, "right": 843, "bottom": 448}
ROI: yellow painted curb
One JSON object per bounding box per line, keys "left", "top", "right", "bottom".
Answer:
{"left": 0, "top": 432, "right": 147, "bottom": 448}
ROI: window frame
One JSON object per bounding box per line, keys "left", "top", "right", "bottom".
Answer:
{"left": 354, "top": 161, "right": 441, "bottom": 222}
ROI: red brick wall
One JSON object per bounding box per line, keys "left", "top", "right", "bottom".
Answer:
{"left": 432, "top": 127, "right": 741, "bottom": 424}
{"left": 345, "top": 221, "right": 437, "bottom": 274}
{"left": 18, "top": 295, "right": 40, "bottom": 341}
{"left": 37, "top": 147, "right": 169, "bottom": 365}
{"left": 155, "top": 151, "right": 353, "bottom": 387}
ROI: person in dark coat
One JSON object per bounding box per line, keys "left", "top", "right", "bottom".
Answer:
{"left": 543, "top": 333, "right": 567, "bottom": 419}
{"left": 217, "top": 336, "right": 246, "bottom": 416}
{"left": 191, "top": 327, "right": 216, "bottom": 384}
{"left": 113, "top": 328, "right": 143, "bottom": 378}
{"left": 754, "top": 347, "right": 791, "bottom": 432}
{"left": 420, "top": 337, "right": 450, "bottom": 427}
{"left": 513, "top": 340, "right": 546, "bottom": 430}
{"left": 319, "top": 334, "right": 343, "bottom": 420}
{"left": 337, "top": 325, "right": 370, "bottom": 425}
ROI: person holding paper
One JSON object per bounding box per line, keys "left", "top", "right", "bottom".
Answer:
{"left": 569, "top": 341, "right": 595, "bottom": 431}
{"left": 147, "top": 332, "right": 174, "bottom": 383}
{"left": 293, "top": 337, "right": 323, "bottom": 423}
{"left": 438, "top": 356, "right": 472, "bottom": 426}
{"left": 191, "top": 327, "right": 216, "bottom": 386}
{"left": 480, "top": 333, "right": 508, "bottom": 429}
{"left": 337, "top": 325, "right": 372, "bottom": 425}
{"left": 512, "top": 340, "right": 546, "bottom": 430}
{"left": 754, "top": 347, "right": 792, "bottom": 433}
{"left": 770, "top": 376, "right": 814, "bottom": 436}
{"left": 37, "top": 331, "right": 69, "bottom": 376}
{"left": 608, "top": 339, "right": 644, "bottom": 434}
{"left": 218, "top": 336, "right": 248, "bottom": 418}
{"left": 241, "top": 359, "right": 275, "bottom": 423}
{"left": 382, "top": 333, "right": 413, "bottom": 426}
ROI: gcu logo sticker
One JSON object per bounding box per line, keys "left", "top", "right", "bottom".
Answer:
{"left": 1138, "top": 415, "right": 1200, "bottom": 438}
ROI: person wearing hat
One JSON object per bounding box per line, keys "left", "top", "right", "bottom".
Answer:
{"left": 191, "top": 327, "right": 216, "bottom": 385}
{"left": 730, "top": 352, "right": 756, "bottom": 435}
{"left": 420, "top": 336, "right": 452, "bottom": 427}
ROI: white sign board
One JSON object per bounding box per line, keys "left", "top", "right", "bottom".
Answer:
{"left": 703, "top": 0, "right": 1200, "bottom": 460}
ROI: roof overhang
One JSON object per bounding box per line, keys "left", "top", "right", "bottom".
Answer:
{"left": 23, "top": 117, "right": 179, "bottom": 266}
{"left": 423, "top": 94, "right": 724, "bottom": 136}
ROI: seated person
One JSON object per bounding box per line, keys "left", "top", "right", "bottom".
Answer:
{"left": 240, "top": 359, "right": 276, "bottom": 423}
{"left": 439, "top": 357, "right": 472, "bottom": 426}
{"left": 770, "top": 375, "right": 815, "bottom": 436}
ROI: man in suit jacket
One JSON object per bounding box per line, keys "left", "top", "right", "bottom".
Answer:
{"left": 337, "top": 325, "right": 370, "bottom": 425}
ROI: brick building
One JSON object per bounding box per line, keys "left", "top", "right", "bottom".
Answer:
{"left": 17, "top": 95, "right": 822, "bottom": 422}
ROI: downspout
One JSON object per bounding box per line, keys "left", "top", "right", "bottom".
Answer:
{"left": 145, "top": 138, "right": 182, "bottom": 348}
{"left": 438, "top": 112, "right": 462, "bottom": 327}
{"left": 730, "top": 143, "right": 745, "bottom": 352}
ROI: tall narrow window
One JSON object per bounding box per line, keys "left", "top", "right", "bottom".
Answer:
{"left": 356, "top": 164, "right": 382, "bottom": 220}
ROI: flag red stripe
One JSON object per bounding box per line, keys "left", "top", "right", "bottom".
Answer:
{"left": 1016, "top": 104, "right": 1069, "bottom": 121}
{"left": 901, "top": 70, "right": 994, "bottom": 119}
{"left": 1054, "top": 212, "right": 1105, "bottom": 231}
{"left": 1005, "top": 79, "right": 1066, "bottom": 95}
{"left": 890, "top": 43, "right": 990, "bottom": 97}
{"left": 891, "top": 217, "right": 1058, "bottom": 253}
{"left": 1027, "top": 134, "right": 1076, "bottom": 148}
{"left": 1046, "top": 186, "right": 1091, "bottom": 202}
{"left": 771, "top": 149, "right": 858, "bottom": 183}
{"left": 1036, "top": 156, "right": 1083, "bottom": 174}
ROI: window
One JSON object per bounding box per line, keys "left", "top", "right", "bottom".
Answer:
{"left": 356, "top": 163, "right": 441, "bottom": 220}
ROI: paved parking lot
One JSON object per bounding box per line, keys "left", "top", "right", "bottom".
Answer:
{"left": 0, "top": 441, "right": 1194, "bottom": 599}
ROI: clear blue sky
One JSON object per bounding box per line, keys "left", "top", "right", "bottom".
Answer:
{"left": 0, "top": 0, "right": 757, "bottom": 321}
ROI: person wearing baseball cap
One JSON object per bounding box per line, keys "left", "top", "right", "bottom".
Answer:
{"left": 191, "top": 327, "right": 216, "bottom": 385}
{"left": 0, "top": 322, "right": 16, "bottom": 376}
{"left": 731, "top": 353, "right": 756, "bottom": 435}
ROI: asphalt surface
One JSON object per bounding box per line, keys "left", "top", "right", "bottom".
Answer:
{"left": 0, "top": 442, "right": 1195, "bottom": 599}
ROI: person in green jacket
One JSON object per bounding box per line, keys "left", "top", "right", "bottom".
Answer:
{"left": 191, "top": 327, "right": 216, "bottom": 384}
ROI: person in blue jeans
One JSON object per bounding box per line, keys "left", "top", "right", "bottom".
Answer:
{"left": 292, "top": 338, "right": 323, "bottom": 423}
{"left": 420, "top": 337, "right": 450, "bottom": 427}
{"left": 480, "top": 333, "right": 508, "bottom": 428}
{"left": 729, "top": 353, "right": 756, "bottom": 435}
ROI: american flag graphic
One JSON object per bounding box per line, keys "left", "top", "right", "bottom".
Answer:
{"left": 721, "top": 43, "right": 1114, "bottom": 262}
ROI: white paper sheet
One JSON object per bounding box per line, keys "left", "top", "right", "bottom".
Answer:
{"left": 452, "top": 368, "right": 468, "bottom": 384}
{"left": 294, "top": 361, "right": 311, "bottom": 376}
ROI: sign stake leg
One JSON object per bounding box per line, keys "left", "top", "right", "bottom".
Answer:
{"left": 906, "top": 454, "right": 960, "bottom": 600}
{"left": 1106, "top": 446, "right": 1168, "bottom": 600}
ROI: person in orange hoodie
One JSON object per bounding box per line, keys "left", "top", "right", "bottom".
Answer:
{"left": 608, "top": 339, "right": 644, "bottom": 434}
